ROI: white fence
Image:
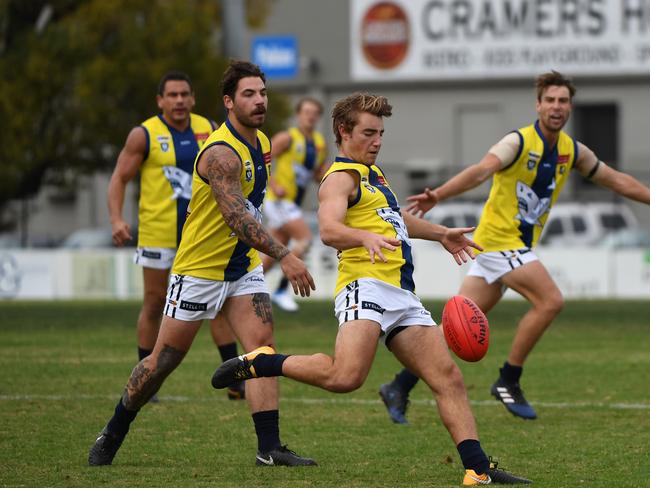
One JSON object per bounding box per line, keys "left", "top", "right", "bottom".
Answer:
{"left": 2, "top": 243, "right": 650, "bottom": 300}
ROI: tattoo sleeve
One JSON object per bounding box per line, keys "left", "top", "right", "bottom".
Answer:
{"left": 204, "top": 146, "right": 290, "bottom": 261}
{"left": 122, "top": 344, "right": 185, "bottom": 410}
{"left": 251, "top": 293, "right": 273, "bottom": 326}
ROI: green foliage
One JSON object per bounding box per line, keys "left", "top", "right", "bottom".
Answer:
{"left": 0, "top": 0, "right": 290, "bottom": 207}
{"left": 1, "top": 300, "right": 649, "bottom": 487}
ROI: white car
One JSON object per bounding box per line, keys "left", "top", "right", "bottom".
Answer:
{"left": 539, "top": 202, "right": 638, "bottom": 247}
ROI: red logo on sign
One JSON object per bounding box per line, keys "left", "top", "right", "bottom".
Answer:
{"left": 361, "top": 2, "right": 409, "bottom": 70}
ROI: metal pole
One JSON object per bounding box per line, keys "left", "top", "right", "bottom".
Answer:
{"left": 221, "top": 0, "right": 246, "bottom": 59}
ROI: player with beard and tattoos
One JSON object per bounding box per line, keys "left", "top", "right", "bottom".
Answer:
{"left": 89, "top": 60, "right": 316, "bottom": 467}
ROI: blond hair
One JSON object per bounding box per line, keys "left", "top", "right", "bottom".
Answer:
{"left": 331, "top": 93, "right": 392, "bottom": 145}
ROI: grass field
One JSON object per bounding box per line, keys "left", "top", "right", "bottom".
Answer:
{"left": 1, "top": 299, "right": 649, "bottom": 487}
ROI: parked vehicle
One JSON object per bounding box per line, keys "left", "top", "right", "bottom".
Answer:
{"left": 539, "top": 202, "right": 638, "bottom": 247}
{"left": 420, "top": 201, "right": 638, "bottom": 248}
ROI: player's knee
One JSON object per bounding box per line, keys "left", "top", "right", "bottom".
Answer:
{"left": 542, "top": 292, "right": 564, "bottom": 318}
{"left": 142, "top": 292, "right": 166, "bottom": 319}
{"left": 152, "top": 347, "right": 185, "bottom": 377}
{"left": 326, "top": 370, "right": 366, "bottom": 393}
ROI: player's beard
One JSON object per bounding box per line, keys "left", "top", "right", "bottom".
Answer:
{"left": 234, "top": 106, "right": 266, "bottom": 129}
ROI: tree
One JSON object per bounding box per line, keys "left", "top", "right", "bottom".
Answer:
{"left": 0, "top": 0, "right": 290, "bottom": 219}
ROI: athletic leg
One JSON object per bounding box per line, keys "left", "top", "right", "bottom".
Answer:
{"left": 221, "top": 293, "right": 316, "bottom": 466}
{"left": 209, "top": 314, "right": 245, "bottom": 399}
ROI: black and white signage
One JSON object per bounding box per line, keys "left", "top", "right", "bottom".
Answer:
{"left": 351, "top": 0, "right": 650, "bottom": 80}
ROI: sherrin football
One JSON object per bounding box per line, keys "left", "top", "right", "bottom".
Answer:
{"left": 441, "top": 295, "right": 489, "bottom": 362}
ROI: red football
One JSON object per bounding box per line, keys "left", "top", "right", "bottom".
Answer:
{"left": 441, "top": 295, "right": 489, "bottom": 362}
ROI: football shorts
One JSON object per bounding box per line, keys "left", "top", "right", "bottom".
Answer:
{"left": 334, "top": 278, "right": 435, "bottom": 344}
{"left": 467, "top": 249, "right": 539, "bottom": 284}
{"left": 164, "top": 265, "right": 269, "bottom": 321}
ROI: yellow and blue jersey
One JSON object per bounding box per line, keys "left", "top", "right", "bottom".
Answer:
{"left": 323, "top": 157, "right": 415, "bottom": 295}
{"left": 172, "top": 118, "right": 272, "bottom": 281}
{"left": 475, "top": 120, "right": 578, "bottom": 251}
{"left": 138, "top": 113, "right": 216, "bottom": 248}
{"left": 267, "top": 127, "right": 327, "bottom": 205}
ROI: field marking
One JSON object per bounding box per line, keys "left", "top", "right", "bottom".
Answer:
{"left": 1, "top": 394, "right": 649, "bottom": 410}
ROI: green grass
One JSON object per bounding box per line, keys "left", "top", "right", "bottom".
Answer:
{"left": 1, "top": 300, "right": 649, "bottom": 487}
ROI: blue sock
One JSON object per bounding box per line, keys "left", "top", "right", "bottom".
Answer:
{"left": 251, "top": 353, "right": 288, "bottom": 377}
{"left": 218, "top": 342, "right": 238, "bottom": 362}
{"left": 252, "top": 410, "right": 280, "bottom": 453}
{"left": 394, "top": 369, "right": 419, "bottom": 394}
{"left": 106, "top": 398, "right": 138, "bottom": 438}
{"left": 500, "top": 362, "right": 523, "bottom": 384}
{"left": 457, "top": 439, "right": 490, "bottom": 474}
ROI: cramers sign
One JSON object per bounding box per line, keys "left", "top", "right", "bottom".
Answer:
{"left": 351, "top": 0, "right": 650, "bottom": 80}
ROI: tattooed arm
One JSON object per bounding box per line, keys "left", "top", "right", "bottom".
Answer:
{"left": 197, "top": 144, "right": 315, "bottom": 296}
{"left": 199, "top": 144, "right": 288, "bottom": 259}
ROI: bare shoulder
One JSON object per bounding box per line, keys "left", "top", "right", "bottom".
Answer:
{"left": 198, "top": 143, "right": 242, "bottom": 180}
{"left": 124, "top": 126, "right": 147, "bottom": 152}
{"left": 319, "top": 170, "right": 359, "bottom": 200}
{"left": 271, "top": 131, "right": 292, "bottom": 156}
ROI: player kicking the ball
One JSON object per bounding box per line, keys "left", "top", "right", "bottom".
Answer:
{"left": 379, "top": 71, "right": 650, "bottom": 424}
{"left": 212, "top": 93, "right": 531, "bottom": 485}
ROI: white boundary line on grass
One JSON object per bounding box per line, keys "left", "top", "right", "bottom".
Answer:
{"left": 1, "top": 394, "right": 649, "bottom": 410}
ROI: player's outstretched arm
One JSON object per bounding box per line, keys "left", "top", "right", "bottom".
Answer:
{"left": 581, "top": 161, "right": 650, "bottom": 204}
{"left": 406, "top": 152, "right": 503, "bottom": 217}
{"left": 319, "top": 171, "right": 400, "bottom": 264}
{"left": 403, "top": 212, "right": 482, "bottom": 265}
{"left": 107, "top": 126, "right": 146, "bottom": 246}
{"left": 202, "top": 144, "right": 315, "bottom": 296}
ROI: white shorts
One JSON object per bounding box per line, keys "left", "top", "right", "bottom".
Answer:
{"left": 264, "top": 200, "right": 304, "bottom": 230}
{"left": 163, "top": 265, "right": 269, "bottom": 321}
{"left": 467, "top": 249, "right": 539, "bottom": 285}
{"left": 134, "top": 247, "right": 176, "bottom": 270}
{"left": 334, "top": 278, "right": 436, "bottom": 343}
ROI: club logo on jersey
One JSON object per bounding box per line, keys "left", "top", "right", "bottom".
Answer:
{"left": 515, "top": 180, "right": 550, "bottom": 226}
{"left": 244, "top": 160, "right": 253, "bottom": 182}
{"left": 557, "top": 154, "right": 570, "bottom": 164}
{"left": 527, "top": 151, "right": 541, "bottom": 170}
{"left": 162, "top": 166, "right": 192, "bottom": 200}
{"left": 157, "top": 135, "right": 171, "bottom": 152}
{"left": 376, "top": 175, "right": 387, "bottom": 186}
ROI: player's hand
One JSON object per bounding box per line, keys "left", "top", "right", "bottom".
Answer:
{"left": 279, "top": 252, "right": 316, "bottom": 297}
{"left": 406, "top": 188, "right": 438, "bottom": 217}
{"left": 361, "top": 232, "right": 401, "bottom": 264}
{"left": 111, "top": 219, "right": 132, "bottom": 247}
{"left": 440, "top": 227, "right": 483, "bottom": 265}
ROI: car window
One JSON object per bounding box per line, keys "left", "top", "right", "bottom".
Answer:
{"left": 600, "top": 213, "right": 627, "bottom": 230}
{"left": 465, "top": 214, "right": 478, "bottom": 227}
{"left": 571, "top": 216, "right": 587, "bottom": 233}
{"left": 440, "top": 216, "right": 455, "bottom": 227}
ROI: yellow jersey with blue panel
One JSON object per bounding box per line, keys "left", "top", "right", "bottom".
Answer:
{"left": 474, "top": 121, "right": 578, "bottom": 252}
{"left": 172, "top": 118, "right": 271, "bottom": 281}
{"left": 138, "top": 113, "right": 216, "bottom": 248}
{"left": 322, "top": 157, "right": 415, "bottom": 295}
{"left": 267, "top": 127, "right": 327, "bottom": 205}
